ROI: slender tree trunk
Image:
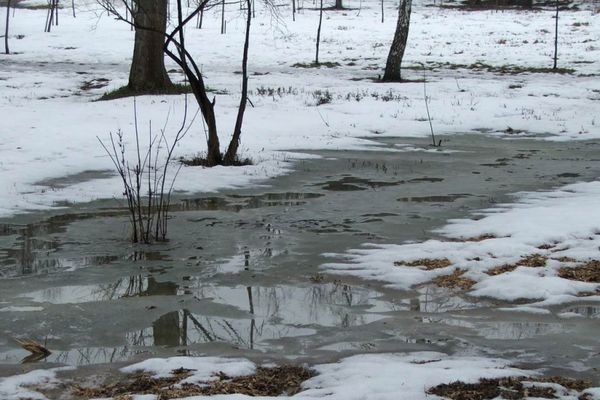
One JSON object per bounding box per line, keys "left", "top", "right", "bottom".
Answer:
{"left": 128, "top": 0, "right": 173, "bottom": 92}
{"left": 381, "top": 0, "right": 384, "bottom": 22}
{"left": 72, "top": 0, "right": 75, "bottom": 17}
{"left": 223, "top": 0, "right": 252, "bottom": 164}
{"left": 4, "top": 0, "right": 10, "bottom": 55}
{"left": 221, "top": 0, "right": 225, "bottom": 34}
{"left": 292, "top": 0, "right": 296, "bottom": 21}
{"left": 315, "top": 0, "right": 323, "bottom": 64}
{"left": 553, "top": 0, "right": 558, "bottom": 69}
{"left": 382, "top": 0, "right": 412, "bottom": 82}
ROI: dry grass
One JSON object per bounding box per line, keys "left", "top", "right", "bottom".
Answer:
{"left": 432, "top": 269, "right": 476, "bottom": 290}
{"left": 428, "top": 375, "right": 592, "bottom": 400}
{"left": 73, "top": 365, "right": 314, "bottom": 399}
{"left": 395, "top": 258, "right": 452, "bottom": 270}
{"left": 558, "top": 260, "right": 600, "bottom": 283}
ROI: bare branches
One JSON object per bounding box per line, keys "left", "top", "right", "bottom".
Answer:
{"left": 98, "top": 99, "right": 196, "bottom": 243}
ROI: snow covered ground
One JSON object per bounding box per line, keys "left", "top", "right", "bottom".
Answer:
{"left": 2, "top": 352, "right": 600, "bottom": 399}
{"left": 0, "top": 0, "right": 599, "bottom": 216}
{"left": 2, "top": 1, "right": 600, "bottom": 398}
{"left": 323, "top": 180, "right": 600, "bottom": 310}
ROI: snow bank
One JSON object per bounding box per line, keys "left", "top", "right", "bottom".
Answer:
{"left": 323, "top": 181, "right": 600, "bottom": 308}
{"left": 1, "top": 0, "right": 599, "bottom": 217}
{"left": 0, "top": 367, "right": 71, "bottom": 400}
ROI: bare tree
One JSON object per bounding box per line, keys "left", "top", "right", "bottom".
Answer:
{"left": 382, "top": 0, "right": 412, "bottom": 81}
{"left": 100, "top": 0, "right": 255, "bottom": 166}
{"left": 553, "top": 0, "right": 559, "bottom": 69}
{"left": 4, "top": 0, "right": 10, "bottom": 55}
{"left": 315, "top": 0, "right": 323, "bottom": 64}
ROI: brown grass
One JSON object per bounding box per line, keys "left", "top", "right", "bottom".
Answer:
{"left": 428, "top": 375, "right": 592, "bottom": 400}
{"left": 432, "top": 269, "right": 476, "bottom": 290}
{"left": 73, "top": 365, "right": 314, "bottom": 399}
{"left": 395, "top": 258, "right": 452, "bottom": 270}
{"left": 558, "top": 260, "right": 600, "bottom": 283}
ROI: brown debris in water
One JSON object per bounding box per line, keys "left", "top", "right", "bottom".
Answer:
{"left": 73, "top": 365, "right": 314, "bottom": 399}
{"left": 427, "top": 375, "right": 592, "bottom": 400}
{"left": 432, "top": 268, "right": 476, "bottom": 290}
{"left": 559, "top": 260, "right": 600, "bottom": 283}
{"left": 395, "top": 258, "right": 452, "bottom": 270}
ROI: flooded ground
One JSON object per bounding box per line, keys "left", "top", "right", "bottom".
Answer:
{"left": 1, "top": 134, "right": 599, "bottom": 387}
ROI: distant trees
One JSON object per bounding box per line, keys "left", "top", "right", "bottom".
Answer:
{"left": 382, "top": 0, "right": 412, "bottom": 81}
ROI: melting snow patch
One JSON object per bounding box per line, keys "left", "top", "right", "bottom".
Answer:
{"left": 323, "top": 181, "right": 600, "bottom": 309}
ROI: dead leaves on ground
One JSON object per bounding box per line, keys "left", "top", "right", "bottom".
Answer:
{"left": 73, "top": 365, "right": 314, "bottom": 400}
{"left": 428, "top": 375, "right": 592, "bottom": 400}
{"left": 432, "top": 269, "right": 476, "bottom": 290}
{"left": 486, "top": 254, "right": 548, "bottom": 276}
{"left": 559, "top": 260, "right": 600, "bottom": 283}
{"left": 395, "top": 258, "right": 452, "bottom": 270}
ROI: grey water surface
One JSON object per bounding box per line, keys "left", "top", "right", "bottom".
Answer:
{"left": 0, "top": 134, "right": 599, "bottom": 384}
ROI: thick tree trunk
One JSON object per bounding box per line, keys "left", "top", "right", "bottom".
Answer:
{"left": 382, "top": 0, "right": 412, "bottom": 82}
{"left": 334, "top": 0, "right": 343, "bottom": 9}
{"left": 128, "top": 0, "right": 173, "bottom": 92}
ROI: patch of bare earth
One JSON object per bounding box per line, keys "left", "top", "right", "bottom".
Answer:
{"left": 73, "top": 365, "right": 314, "bottom": 399}
{"left": 559, "top": 260, "right": 600, "bottom": 283}
{"left": 394, "top": 258, "right": 452, "bottom": 270}
{"left": 432, "top": 268, "right": 476, "bottom": 290}
{"left": 486, "top": 254, "right": 548, "bottom": 276}
{"left": 428, "top": 375, "right": 592, "bottom": 400}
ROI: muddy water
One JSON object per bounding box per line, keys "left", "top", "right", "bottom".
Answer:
{"left": 0, "top": 134, "right": 599, "bottom": 384}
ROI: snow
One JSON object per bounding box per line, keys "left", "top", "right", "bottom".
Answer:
{"left": 1, "top": 0, "right": 599, "bottom": 216}
{"left": 74, "top": 352, "right": 600, "bottom": 399}
{"left": 323, "top": 180, "right": 600, "bottom": 308}
{"left": 121, "top": 356, "right": 257, "bottom": 385}
{"left": 0, "top": 367, "right": 72, "bottom": 400}
{"left": 98, "top": 352, "right": 530, "bottom": 399}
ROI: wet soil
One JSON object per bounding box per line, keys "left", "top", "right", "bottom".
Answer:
{"left": 0, "top": 134, "right": 599, "bottom": 387}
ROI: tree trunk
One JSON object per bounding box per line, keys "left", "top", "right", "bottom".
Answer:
{"left": 315, "top": 0, "right": 323, "bottom": 64}
{"left": 223, "top": 0, "right": 252, "bottom": 165}
{"left": 382, "top": 0, "right": 412, "bottom": 82}
{"left": 334, "top": 0, "right": 343, "bottom": 9}
{"left": 128, "top": 0, "right": 173, "bottom": 92}
{"left": 4, "top": 0, "right": 10, "bottom": 55}
{"left": 553, "top": 0, "right": 558, "bottom": 69}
